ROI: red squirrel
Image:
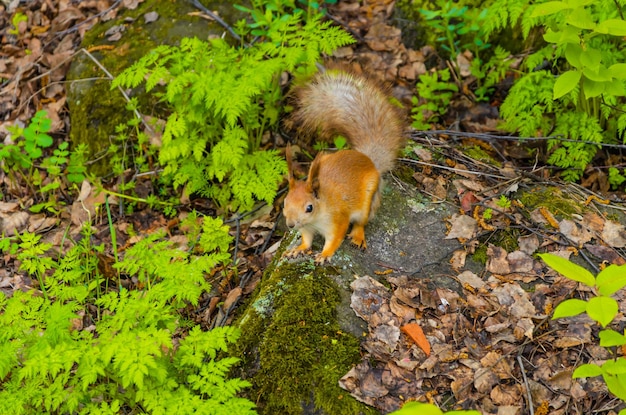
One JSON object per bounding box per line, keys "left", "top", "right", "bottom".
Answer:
{"left": 283, "top": 69, "right": 405, "bottom": 264}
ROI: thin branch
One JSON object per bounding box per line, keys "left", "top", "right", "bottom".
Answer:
{"left": 79, "top": 48, "right": 153, "bottom": 135}
{"left": 415, "top": 130, "right": 626, "bottom": 150}
{"left": 517, "top": 355, "right": 535, "bottom": 415}
{"left": 187, "top": 0, "right": 247, "bottom": 45}
{"left": 399, "top": 157, "right": 509, "bottom": 180}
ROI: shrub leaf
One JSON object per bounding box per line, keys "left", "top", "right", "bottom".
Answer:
{"left": 586, "top": 296, "right": 619, "bottom": 327}
{"left": 552, "top": 298, "right": 588, "bottom": 319}
{"left": 596, "top": 265, "right": 626, "bottom": 296}
{"left": 539, "top": 253, "right": 595, "bottom": 286}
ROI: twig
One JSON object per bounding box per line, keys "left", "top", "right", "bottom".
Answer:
{"left": 187, "top": 0, "right": 247, "bottom": 45}
{"left": 416, "top": 129, "right": 626, "bottom": 150}
{"left": 14, "top": 77, "right": 109, "bottom": 116}
{"left": 79, "top": 48, "right": 153, "bottom": 135}
{"left": 517, "top": 355, "right": 535, "bottom": 415}
{"left": 399, "top": 157, "right": 508, "bottom": 180}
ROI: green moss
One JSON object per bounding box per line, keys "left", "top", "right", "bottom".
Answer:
{"left": 394, "top": 163, "right": 417, "bottom": 185}
{"left": 607, "top": 213, "right": 620, "bottom": 222}
{"left": 472, "top": 244, "right": 488, "bottom": 264}
{"left": 462, "top": 145, "right": 500, "bottom": 167}
{"left": 236, "top": 259, "right": 375, "bottom": 415}
{"left": 491, "top": 229, "right": 520, "bottom": 252}
{"left": 518, "top": 187, "right": 581, "bottom": 217}
{"left": 66, "top": 79, "right": 129, "bottom": 176}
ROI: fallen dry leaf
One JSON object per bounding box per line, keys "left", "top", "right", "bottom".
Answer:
{"left": 487, "top": 245, "right": 511, "bottom": 274}
{"left": 490, "top": 384, "right": 522, "bottom": 406}
{"left": 446, "top": 213, "right": 478, "bottom": 240}
{"left": 518, "top": 234, "right": 540, "bottom": 255}
{"left": 601, "top": 220, "right": 626, "bottom": 248}
{"left": 559, "top": 219, "right": 593, "bottom": 246}
{"left": 401, "top": 322, "right": 431, "bottom": 356}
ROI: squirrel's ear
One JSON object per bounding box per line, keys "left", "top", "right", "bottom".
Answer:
{"left": 308, "top": 156, "right": 321, "bottom": 197}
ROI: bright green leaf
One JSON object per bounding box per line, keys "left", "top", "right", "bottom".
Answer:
{"left": 579, "top": 47, "right": 602, "bottom": 72}
{"left": 389, "top": 402, "right": 444, "bottom": 415}
{"left": 604, "top": 79, "right": 626, "bottom": 97}
{"left": 599, "top": 329, "right": 626, "bottom": 347}
{"left": 543, "top": 30, "right": 561, "bottom": 44}
{"left": 562, "top": 25, "right": 584, "bottom": 44}
{"left": 539, "top": 253, "right": 595, "bottom": 286}
{"left": 582, "top": 66, "right": 611, "bottom": 82}
{"left": 553, "top": 70, "right": 582, "bottom": 99}
{"left": 543, "top": 26, "right": 580, "bottom": 44}
{"left": 552, "top": 298, "right": 588, "bottom": 319}
{"left": 595, "top": 19, "right": 626, "bottom": 36}
{"left": 35, "top": 133, "right": 53, "bottom": 148}
{"left": 586, "top": 296, "right": 618, "bottom": 327}
{"left": 567, "top": 0, "right": 597, "bottom": 7}
{"left": 582, "top": 76, "right": 606, "bottom": 99}
{"left": 605, "top": 373, "right": 626, "bottom": 401}
{"left": 564, "top": 43, "right": 582, "bottom": 68}
{"left": 572, "top": 363, "right": 603, "bottom": 378}
{"left": 609, "top": 64, "right": 626, "bottom": 80}
{"left": 596, "top": 265, "right": 626, "bottom": 296}
{"left": 566, "top": 7, "right": 596, "bottom": 30}
{"left": 531, "top": 1, "right": 570, "bottom": 18}
{"left": 603, "top": 358, "right": 626, "bottom": 375}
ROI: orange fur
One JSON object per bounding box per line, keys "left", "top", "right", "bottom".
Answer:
{"left": 283, "top": 70, "right": 405, "bottom": 263}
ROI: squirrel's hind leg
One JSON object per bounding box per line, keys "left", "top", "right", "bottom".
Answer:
{"left": 347, "top": 175, "right": 379, "bottom": 249}
{"left": 346, "top": 208, "right": 372, "bottom": 250}
{"left": 347, "top": 223, "right": 367, "bottom": 249}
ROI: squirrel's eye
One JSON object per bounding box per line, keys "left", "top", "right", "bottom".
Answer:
{"left": 305, "top": 204, "right": 313, "bottom": 213}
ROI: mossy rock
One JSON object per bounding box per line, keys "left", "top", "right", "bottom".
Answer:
{"left": 236, "top": 258, "right": 370, "bottom": 415}
{"left": 235, "top": 180, "right": 460, "bottom": 414}
{"left": 66, "top": 0, "right": 243, "bottom": 176}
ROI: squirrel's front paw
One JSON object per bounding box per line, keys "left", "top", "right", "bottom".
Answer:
{"left": 284, "top": 247, "right": 312, "bottom": 259}
{"left": 314, "top": 253, "right": 332, "bottom": 265}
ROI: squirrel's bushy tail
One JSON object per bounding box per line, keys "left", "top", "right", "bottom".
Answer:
{"left": 289, "top": 70, "right": 405, "bottom": 174}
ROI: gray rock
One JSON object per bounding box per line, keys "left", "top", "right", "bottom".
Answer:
{"left": 236, "top": 179, "right": 459, "bottom": 415}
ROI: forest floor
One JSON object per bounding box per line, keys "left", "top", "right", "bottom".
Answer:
{"left": 1, "top": 0, "right": 626, "bottom": 414}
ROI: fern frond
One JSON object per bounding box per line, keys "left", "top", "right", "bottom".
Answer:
{"left": 198, "top": 216, "right": 233, "bottom": 253}
{"left": 207, "top": 126, "right": 248, "bottom": 182}
{"left": 500, "top": 70, "right": 556, "bottom": 137}
{"left": 230, "top": 150, "right": 288, "bottom": 210}
{"left": 548, "top": 112, "right": 603, "bottom": 180}
{"left": 484, "top": 0, "right": 529, "bottom": 38}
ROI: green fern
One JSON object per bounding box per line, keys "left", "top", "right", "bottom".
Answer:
{"left": 113, "top": 9, "right": 353, "bottom": 212}
{"left": 497, "top": 0, "right": 626, "bottom": 181}
{"left": 0, "top": 219, "right": 256, "bottom": 414}
{"left": 523, "top": 45, "right": 554, "bottom": 72}
{"left": 411, "top": 68, "right": 459, "bottom": 129}
{"left": 499, "top": 70, "right": 555, "bottom": 137}
{"left": 483, "top": 0, "right": 528, "bottom": 38}
{"left": 549, "top": 112, "right": 603, "bottom": 181}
